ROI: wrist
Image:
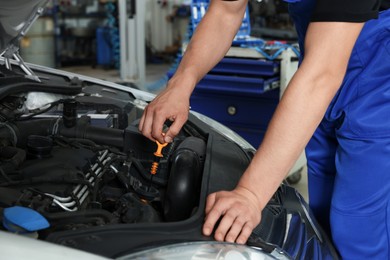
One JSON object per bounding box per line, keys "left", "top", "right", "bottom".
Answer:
{"left": 234, "top": 184, "right": 268, "bottom": 211}
{"left": 167, "top": 70, "right": 198, "bottom": 97}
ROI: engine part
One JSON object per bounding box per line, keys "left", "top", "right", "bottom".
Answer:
{"left": 164, "top": 137, "right": 206, "bottom": 221}
{"left": 63, "top": 100, "right": 77, "bottom": 128}
{"left": 9, "top": 118, "right": 124, "bottom": 148}
{"left": 42, "top": 149, "right": 112, "bottom": 212}
{"left": 149, "top": 141, "right": 168, "bottom": 175}
{"left": 117, "top": 193, "right": 160, "bottom": 223}
{"left": 0, "top": 96, "right": 25, "bottom": 121}
{"left": 27, "top": 135, "right": 52, "bottom": 159}
{"left": 0, "top": 146, "right": 26, "bottom": 173}
{"left": 0, "top": 77, "right": 82, "bottom": 101}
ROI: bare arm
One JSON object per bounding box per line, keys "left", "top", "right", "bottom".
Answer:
{"left": 203, "top": 21, "right": 365, "bottom": 244}
{"left": 139, "top": 0, "right": 248, "bottom": 143}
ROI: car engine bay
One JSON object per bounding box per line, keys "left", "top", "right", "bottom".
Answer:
{"left": 0, "top": 72, "right": 207, "bottom": 238}
{"left": 0, "top": 66, "right": 340, "bottom": 259}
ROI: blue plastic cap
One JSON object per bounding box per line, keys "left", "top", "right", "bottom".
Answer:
{"left": 3, "top": 206, "right": 50, "bottom": 233}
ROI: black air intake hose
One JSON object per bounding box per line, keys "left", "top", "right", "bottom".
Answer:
{"left": 0, "top": 79, "right": 82, "bottom": 100}
{"left": 14, "top": 117, "right": 125, "bottom": 148}
{"left": 164, "top": 137, "right": 206, "bottom": 222}
{"left": 59, "top": 117, "right": 125, "bottom": 147}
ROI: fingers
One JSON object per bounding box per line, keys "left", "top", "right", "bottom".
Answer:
{"left": 151, "top": 111, "right": 167, "bottom": 144}
{"left": 205, "top": 193, "right": 216, "bottom": 214}
{"left": 203, "top": 192, "right": 239, "bottom": 240}
{"left": 203, "top": 197, "right": 224, "bottom": 237}
{"left": 139, "top": 104, "right": 169, "bottom": 143}
{"left": 236, "top": 223, "right": 253, "bottom": 244}
{"left": 139, "top": 110, "right": 146, "bottom": 133}
{"left": 139, "top": 105, "right": 158, "bottom": 141}
{"left": 214, "top": 207, "right": 253, "bottom": 243}
{"left": 214, "top": 208, "right": 238, "bottom": 241}
{"left": 204, "top": 203, "right": 253, "bottom": 243}
{"left": 202, "top": 190, "right": 261, "bottom": 244}
{"left": 140, "top": 111, "right": 188, "bottom": 143}
{"left": 164, "top": 114, "right": 187, "bottom": 143}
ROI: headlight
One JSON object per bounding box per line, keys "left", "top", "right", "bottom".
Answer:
{"left": 190, "top": 111, "right": 255, "bottom": 151}
{"left": 117, "top": 241, "right": 290, "bottom": 260}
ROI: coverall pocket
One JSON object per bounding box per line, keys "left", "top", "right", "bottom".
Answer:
{"left": 338, "top": 30, "right": 390, "bottom": 138}
{"left": 330, "top": 204, "right": 390, "bottom": 259}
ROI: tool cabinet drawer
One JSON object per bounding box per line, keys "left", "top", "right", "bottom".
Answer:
{"left": 190, "top": 88, "right": 279, "bottom": 128}
{"left": 211, "top": 58, "right": 279, "bottom": 77}
{"left": 195, "top": 74, "right": 280, "bottom": 96}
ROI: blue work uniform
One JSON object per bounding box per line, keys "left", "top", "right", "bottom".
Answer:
{"left": 285, "top": 0, "right": 390, "bottom": 258}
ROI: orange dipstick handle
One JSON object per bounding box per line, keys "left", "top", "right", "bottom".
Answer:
{"left": 154, "top": 141, "right": 168, "bottom": 157}
{"left": 150, "top": 141, "right": 168, "bottom": 175}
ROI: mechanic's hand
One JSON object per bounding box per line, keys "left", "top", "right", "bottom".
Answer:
{"left": 203, "top": 186, "right": 262, "bottom": 244}
{"left": 139, "top": 84, "right": 191, "bottom": 144}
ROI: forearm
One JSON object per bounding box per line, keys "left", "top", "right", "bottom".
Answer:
{"left": 238, "top": 22, "right": 365, "bottom": 210}
{"left": 238, "top": 68, "right": 341, "bottom": 209}
{"left": 168, "top": 0, "right": 248, "bottom": 95}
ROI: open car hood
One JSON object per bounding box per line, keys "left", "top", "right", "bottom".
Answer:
{"left": 0, "top": 0, "right": 48, "bottom": 55}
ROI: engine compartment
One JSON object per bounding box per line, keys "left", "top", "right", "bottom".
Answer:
{"left": 0, "top": 88, "right": 206, "bottom": 238}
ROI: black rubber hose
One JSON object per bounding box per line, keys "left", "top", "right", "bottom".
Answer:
{"left": 0, "top": 80, "right": 82, "bottom": 100}
{"left": 14, "top": 118, "right": 125, "bottom": 148}
{"left": 42, "top": 209, "right": 115, "bottom": 223}
{"left": 60, "top": 124, "right": 124, "bottom": 148}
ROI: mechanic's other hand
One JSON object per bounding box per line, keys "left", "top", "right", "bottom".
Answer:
{"left": 202, "top": 186, "right": 262, "bottom": 244}
{"left": 139, "top": 84, "right": 190, "bottom": 144}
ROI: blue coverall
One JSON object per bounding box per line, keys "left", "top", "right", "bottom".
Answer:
{"left": 286, "top": 0, "right": 390, "bottom": 258}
